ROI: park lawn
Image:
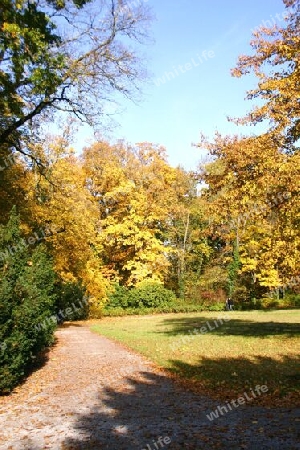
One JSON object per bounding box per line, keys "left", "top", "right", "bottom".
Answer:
{"left": 90, "top": 310, "right": 300, "bottom": 406}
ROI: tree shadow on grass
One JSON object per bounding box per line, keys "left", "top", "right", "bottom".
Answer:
{"left": 167, "top": 354, "right": 300, "bottom": 404}
{"left": 62, "top": 364, "right": 300, "bottom": 450}
{"left": 158, "top": 315, "right": 300, "bottom": 337}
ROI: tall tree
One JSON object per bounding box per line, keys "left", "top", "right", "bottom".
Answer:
{"left": 231, "top": 0, "right": 300, "bottom": 148}
{"left": 198, "top": 133, "right": 300, "bottom": 294}
{"left": 82, "top": 141, "right": 193, "bottom": 286}
{"left": 0, "top": 0, "right": 151, "bottom": 160}
{"left": 196, "top": 0, "right": 300, "bottom": 299}
{"left": 24, "top": 135, "right": 108, "bottom": 305}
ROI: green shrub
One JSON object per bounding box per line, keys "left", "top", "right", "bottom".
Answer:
{"left": 280, "top": 293, "right": 300, "bottom": 308}
{"left": 55, "top": 281, "right": 88, "bottom": 320}
{"left": 104, "top": 282, "right": 176, "bottom": 311}
{"left": 127, "top": 281, "right": 176, "bottom": 309}
{"left": 101, "top": 301, "right": 228, "bottom": 317}
{"left": 103, "top": 281, "right": 237, "bottom": 317}
{"left": 105, "top": 284, "right": 129, "bottom": 309}
{"left": 0, "top": 209, "right": 57, "bottom": 394}
{"left": 260, "top": 293, "right": 300, "bottom": 310}
{"left": 206, "top": 301, "right": 226, "bottom": 311}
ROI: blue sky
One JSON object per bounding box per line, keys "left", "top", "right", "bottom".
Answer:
{"left": 76, "top": 0, "right": 287, "bottom": 169}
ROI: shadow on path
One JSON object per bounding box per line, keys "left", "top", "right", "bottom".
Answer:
{"left": 63, "top": 369, "right": 300, "bottom": 450}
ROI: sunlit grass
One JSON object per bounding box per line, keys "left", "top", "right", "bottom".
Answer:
{"left": 90, "top": 310, "right": 300, "bottom": 406}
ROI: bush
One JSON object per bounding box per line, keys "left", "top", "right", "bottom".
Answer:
{"left": 260, "top": 293, "right": 300, "bottom": 309}
{"left": 103, "top": 282, "right": 230, "bottom": 316}
{"left": 127, "top": 281, "right": 176, "bottom": 309}
{"left": 199, "top": 288, "right": 226, "bottom": 305}
{"left": 104, "top": 282, "right": 176, "bottom": 311}
{"left": 55, "top": 281, "right": 88, "bottom": 321}
{"left": 102, "top": 299, "right": 229, "bottom": 316}
{"left": 283, "top": 293, "right": 300, "bottom": 308}
{"left": 105, "top": 284, "right": 129, "bottom": 309}
{"left": 0, "top": 209, "right": 57, "bottom": 394}
{"left": 207, "top": 302, "right": 226, "bottom": 311}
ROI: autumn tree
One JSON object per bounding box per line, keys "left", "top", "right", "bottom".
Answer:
{"left": 23, "top": 134, "right": 109, "bottom": 311}
{"left": 82, "top": 141, "right": 195, "bottom": 286}
{"left": 0, "top": 0, "right": 151, "bottom": 161}
{"left": 162, "top": 175, "right": 213, "bottom": 299}
{"left": 0, "top": 150, "right": 29, "bottom": 224}
{"left": 195, "top": 0, "right": 300, "bottom": 301}
{"left": 231, "top": 0, "right": 300, "bottom": 148}
{"left": 198, "top": 132, "right": 300, "bottom": 298}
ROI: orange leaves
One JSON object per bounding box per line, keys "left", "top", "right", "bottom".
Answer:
{"left": 231, "top": 1, "right": 300, "bottom": 143}
{"left": 82, "top": 141, "right": 190, "bottom": 287}
{"left": 197, "top": 129, "right": 300, "bottom": 290}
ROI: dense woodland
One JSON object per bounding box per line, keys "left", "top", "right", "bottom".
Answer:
{"left": 0, "top": 0, "right": 299, "bottom": 391}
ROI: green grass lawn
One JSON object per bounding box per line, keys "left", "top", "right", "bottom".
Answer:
{"left": 90, "top": 310, "right": 300, "bottom": 406}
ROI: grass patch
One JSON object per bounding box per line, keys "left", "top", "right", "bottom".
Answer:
{"left": 90, "top": 310, "right": 300, "bottom": 407}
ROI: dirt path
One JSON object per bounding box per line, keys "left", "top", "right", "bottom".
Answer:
{"left": 0, "top": 325, "right": 299, "bottom": 450}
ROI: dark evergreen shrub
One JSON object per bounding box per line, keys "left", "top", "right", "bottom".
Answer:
{"left": 127, "top": 281, "right": 176, "bottom": 308}
{"left": 55, "top": 281, "right": 88, "bottom": 321}
{"left": 105, "top": 283, "right": 129, "bottom": 309}
{"left": 0, "top": 209, "right": 57, "bottom": 393}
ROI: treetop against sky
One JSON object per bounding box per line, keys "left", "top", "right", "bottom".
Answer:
{"left": 76, "top": 0, "right": 289, "bottom": 169}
